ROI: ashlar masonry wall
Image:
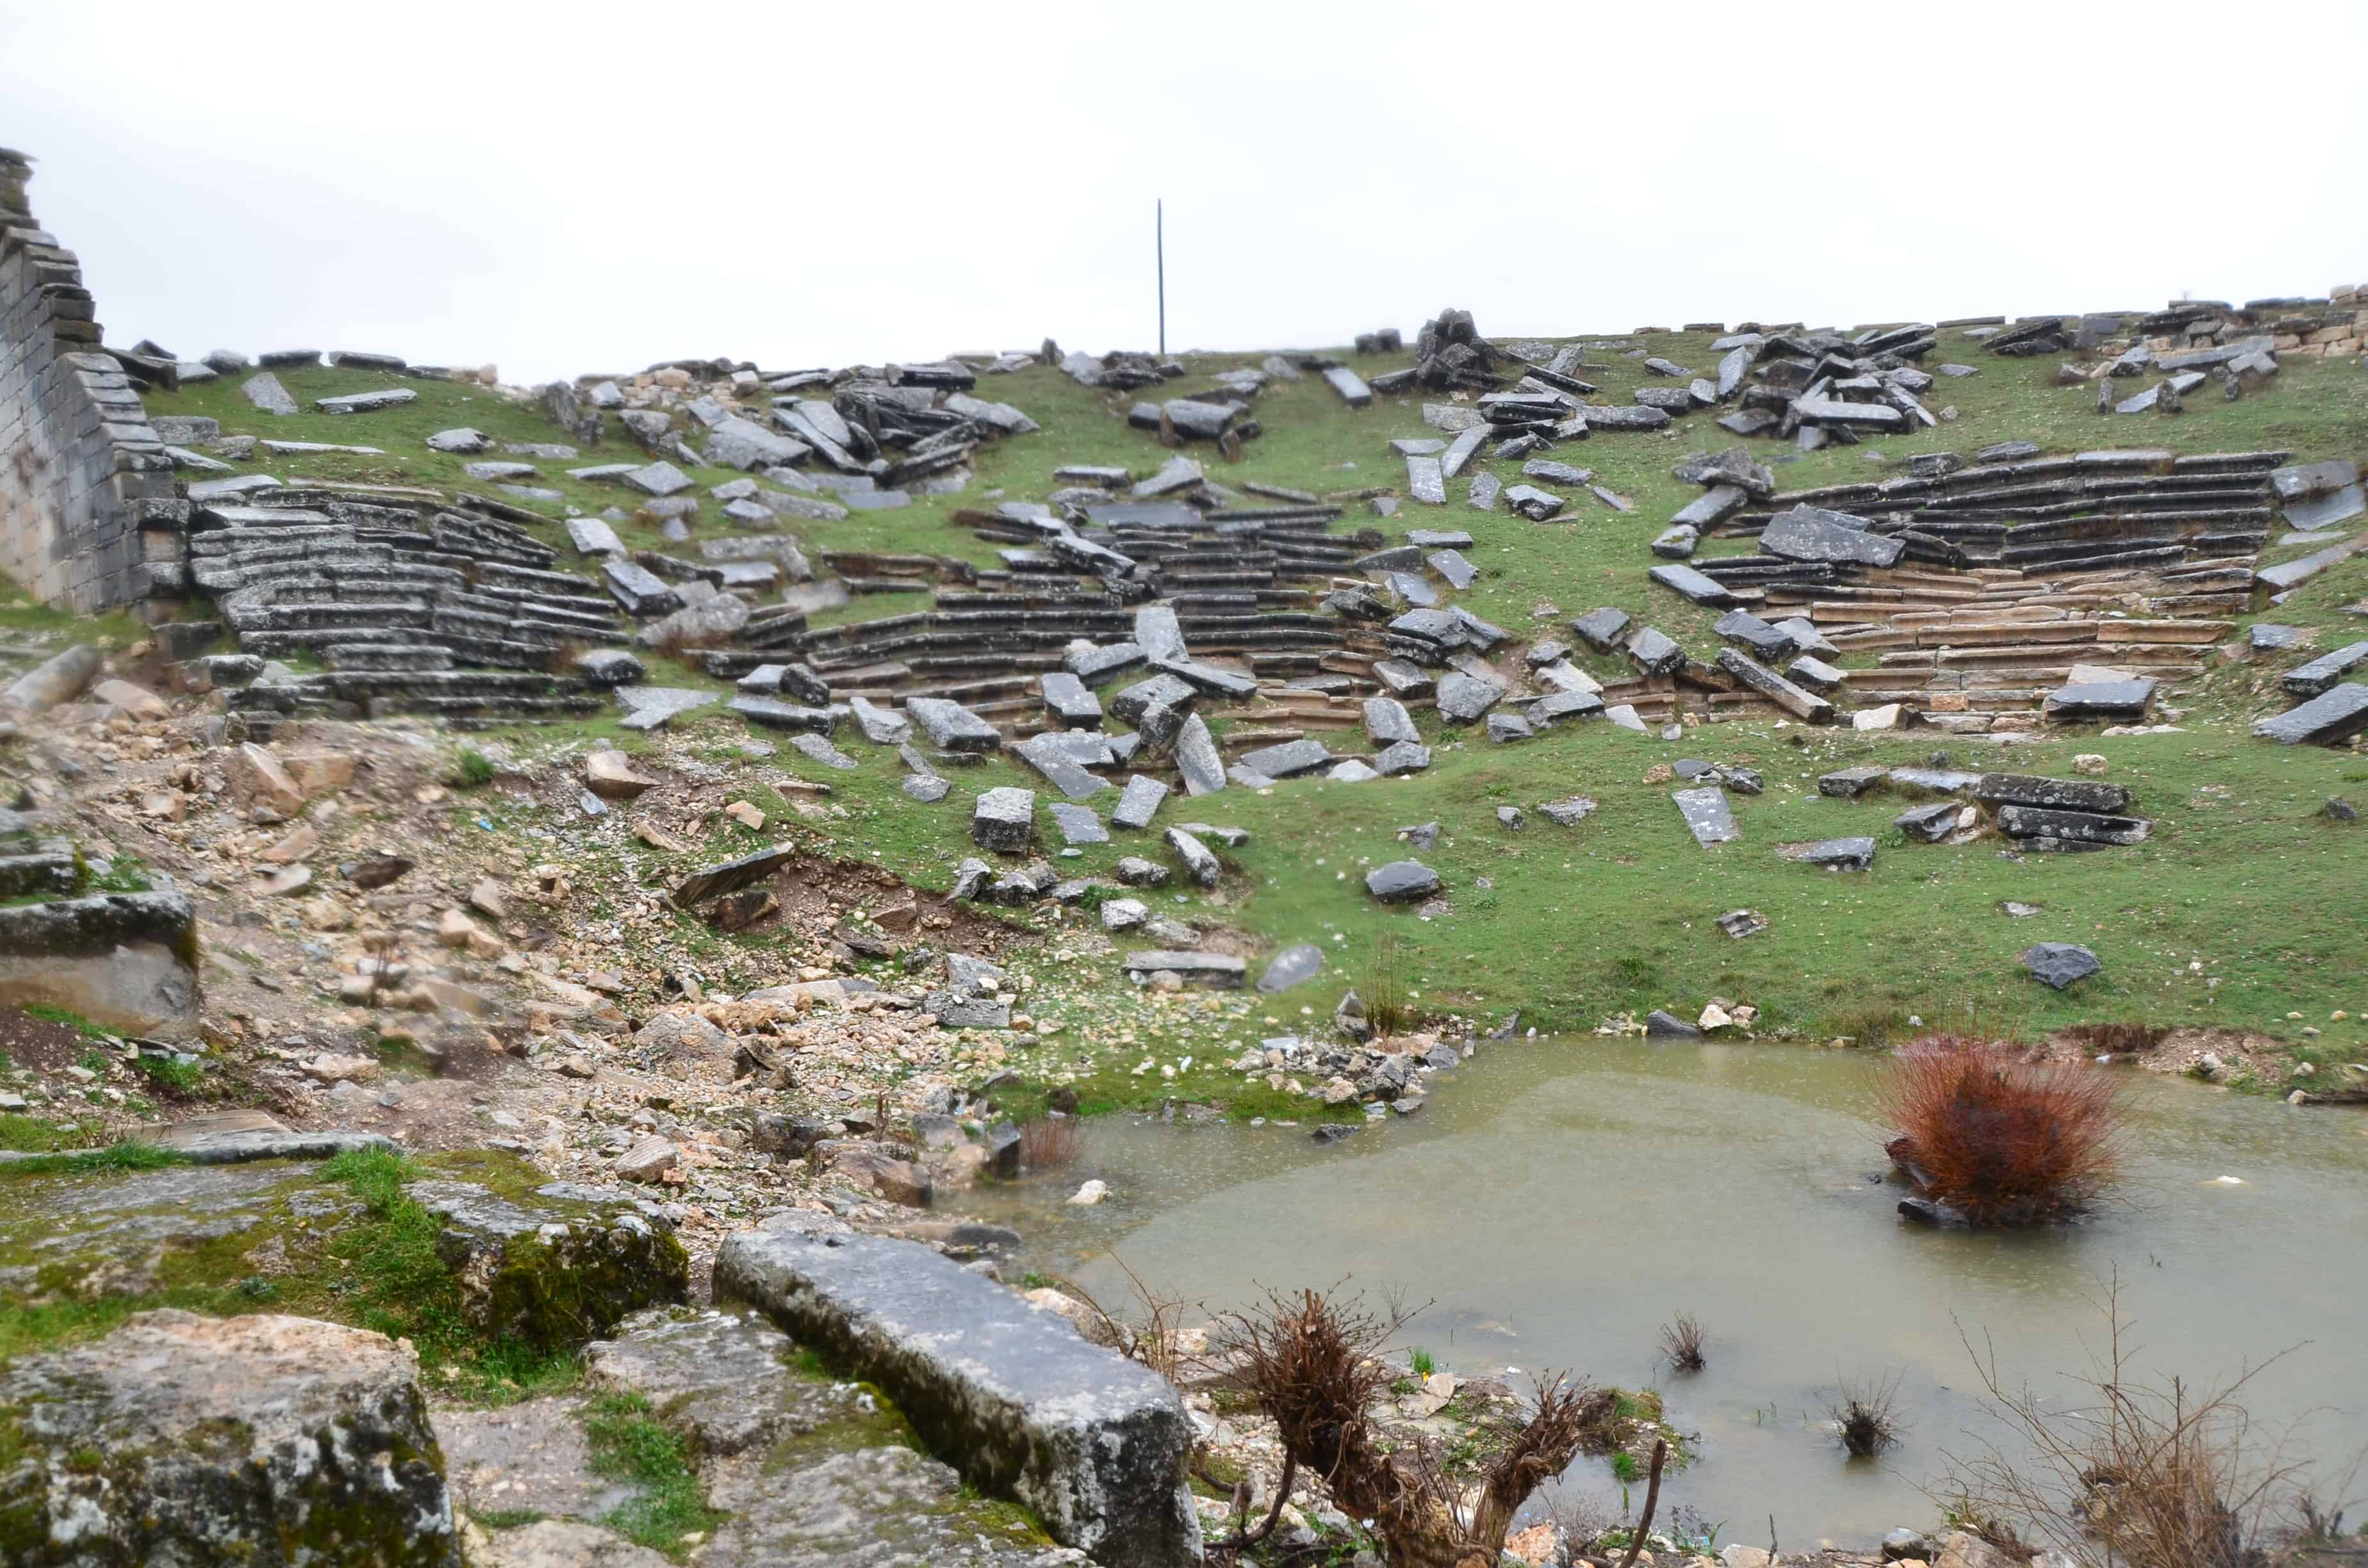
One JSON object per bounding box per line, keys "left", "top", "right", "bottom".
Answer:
{"left": 0, "top": 147, "right": 181, "bottom": 614}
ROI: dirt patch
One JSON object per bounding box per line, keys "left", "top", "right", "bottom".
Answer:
{"left": 2044, "top": 1024, "right": 2291, "bottom": 1080}
{"left": 0, "top": 1006, "right": 96, "bottom": 1073}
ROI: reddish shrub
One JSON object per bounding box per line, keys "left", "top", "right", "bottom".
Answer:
{"left": 1879, "top": 1035, "right": 2124, "bottom": 1225}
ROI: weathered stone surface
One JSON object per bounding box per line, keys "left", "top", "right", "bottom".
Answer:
{"left": 1716, "top": 649, "right": 1834, "bottom": 722}
{"left": 1163, "top": 827, "right": 1222, "bottom": 888}
{"left": 972, "top": 787, "right": 1037, "bottom": 853}
{"left": 1784, "top": 835, "right": 1876, "bottom": 871}
{"left": 240, "top": 371, "right": 299, "bottom": 415}
{"left": 1236, "top": 737, "right": 1333, "bottom": 778}
{"left": 2254, "top": 683, "right": 2368, "bottom": 745}
{"left": 0, "top": 1310, "right": 462, "bottom": 1567}
{"left": 1971, "top": 774, "right": 2131, "bottom": 813}
{"left": 1648, "top": 562, "right": 1739, "bottom": 607}
{"left": 1256, "top": 943, "right": 1325, "bottom": 993}
{"left": 1995, "top": 804, "right": 2150, "bottom": 846}
{"left": 1365, "top": 860, "right": 1440, "bottom": 902}
{"left": 2044, "top": 678, "right": 2155, "bottom": 721}
{"left": 909, "top": 698, "right": 1003, "bottom": 753}
{"left": 1172, "top": 714, "right": 1226, "bottom": 796}
{"left": 2023, "top": 942, "right": 2102, "bottom": 990}
{"left": 1374, "top": 740, "right": 1431, "bottom": 775}
{"left": 1672, "top": 787, "right": 1739, "bottom": 847}
{"left": 1760, "top": 506, "right": 1905, "bottom": 567}
{"left": 714, "top": 1229, "right": 1199, "bottom": 1567}
{"left": 1110, "top": 774, "right": 1169, "bottom": 831}
{"left": 1435, "top": 670, "right": 1503, "bottom": 724}
{"left": 0, "top": 890, "right": 199, "bottom": 1038}
{"left": 2285, "top": 641, "right": 2368, "bottom": 698}
{"left": 1896, "top": 801, "right": 1964, "bottom": 842}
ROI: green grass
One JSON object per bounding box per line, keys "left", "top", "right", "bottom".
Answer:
{"left": 582, "top": 1392, "right": 726, "bottom": 1558}
{"left": 1409, "top": 1346, "right": 1436, "bottom": 1378}
{"left": 0, "top": 1140, "right": 180, "bottom": 1177}
{"left": 0, "top": 1114, "right": 79, "bottom": 1154}
{"left": 127, "top": 1054, "right": 204, "bottom": 1093}
{"left": 21, "top": 1005, "right": 113, "bottom": 1041}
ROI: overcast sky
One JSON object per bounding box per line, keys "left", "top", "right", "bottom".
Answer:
{"left": 8, "top": 1, "right": 2366, "bottom": 385}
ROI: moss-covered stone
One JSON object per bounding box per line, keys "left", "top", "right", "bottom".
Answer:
{"left": 0, "top": 1309, "right": 462, "bottom": 1566}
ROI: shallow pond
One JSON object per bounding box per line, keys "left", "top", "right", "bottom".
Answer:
{"left": 946, "top": 1037, "right": 2368, "bottom": 1546}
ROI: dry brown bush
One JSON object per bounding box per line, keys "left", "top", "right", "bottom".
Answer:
{"left": 1213, "top": 1286, "right": 1593, "bottom": 1568}
{"left": 1659, "top": 1312, "right": 1706, "bottom": 1373}
{"left": 1940, "top": 1280, "right": 2355, "bottom": 1568}
{"left": 1017, "top": 1113, "right": 1081, "bottom": 1170}
{"left": 1881, "top": 1034, "right": 2125, "bottom": 1224}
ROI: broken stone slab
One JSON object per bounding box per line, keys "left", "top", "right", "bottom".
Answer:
{"left": 2285, "top": 641, "right": 2368, "bottom": 697}
{"left": 1374, "top": 741, "right": 1431, "bottom": 775}
{"left": 1322, "top": 365, "right": 1374, "bottom": 407}
{"left": 1122, "top": 951, "right": 1247, "bottom": 991}
{"left": 728, "top": 696, "right": 835, "bottom": 733}
{"left": 1435, "top": 670, "right": 1504, "bottom": 724}
{"left": 2284, "top": 484, "right": 2367, "bottom": 532}
{"left": 713, "top": 1227, "right": 1199, "bottom": 1567}
{"left": 1648, "top": 563, "right": 1740, "bottom": 608}
{"left": 1782, "top": 836, "right": 1876, "bottom": 871}
{"left": 1625, "top": 626, "right": 1686, "bottom": 676}
{"left": 1760, "top": 506, "right": 1905, "bottom": 567}
{"left": 1173, "top": 713, "right": 1227, "bottom": 796}
{"left": 1365, "top": 860, "right": 1441, "bottom": 902}
{"left": 240, "top": 372, "right": 299, "bottom": 415}
{"left": 615, "top": 686, "right": 716, "bottom": 731}
{"left": 1163, "top": 828, "right": 1222, "bottom": 888}
{"left": 2257, "top": 534, "right": 2363, "bottom": 591}
{"left": 789, "top": 732, "right": 859, "bottom": 771}
{"left": 1404, "top": 455, "right": 1446, "bottom": 505}
{"left": 145, "top": 1109, "right": 393, "bottom": 1164}
{"left": 1235, "top": 736, "right": 1334, "bottom": 778}
{"left": 2254, "top": 683, "right": 2368, "bottom": 745}
{"left": 2044, "top": 678, "right": 2157, "bottom": 722}
{"left": 1895, "top": 801, "right": 1963, "bottom": 842}
{"left": 1994, "top": 804, "right": 2150, "bottom": 846}
{"left": 1364, "top": 696, "right": 1420, "bottom": 746}
{"left": 1651, "top": 525, "right": 1698, "bottom": 558}
{"left": 2023, "top": 943, "right": 2102, "bottom": 990}
{"left": 1973, "top": 774, "right": 2131, "bottom": 813}
{"left": 316, "top": 387, "right": 418, "bottom": 414}
{"left": 971, "top": 787, "right": 1037, "bottom": 853}
{"left": 1818, "top": 765, "right": 1891, "bottom": 798}
{"left": 1040, "top": 671, "right": 1103, "bottom": 729}
{"left": 1527, "top": 689, "right": 1604, "bottom": 726}
{"left": 0, "top": 1311, "right": 463, "bottom": 1567}
{"left": 1111, "top": 774, "right": 1171, "bottom": 830}
{"left": 907, "top": 697, "right": 1003, "bottom": 753}
{"left": 1672, "top": 787, "right": 1739, "bottom": 847}
{"left": 1714, "top": 649, "right": 1834, "bottom": 723}
{"left": 1466, "top": 471, "right": 1502, "bottom": 510}
{"left": 1504, "top": 484, "right": 1565, "bottom": 521}
{"left": 2270, "top": 457, "right": 2359, "bottom": 502}
{"left": 1256, "top": 943, "right": 1325, "bottom": 993}
{"left": 670, "top": 845, "right": 796, "bottom": 908}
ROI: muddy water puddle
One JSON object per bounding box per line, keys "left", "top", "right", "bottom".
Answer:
{"left": 947, "top": 1038, "right": 2368, "bottom": 1544}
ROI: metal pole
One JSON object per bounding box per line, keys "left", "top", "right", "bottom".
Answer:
{"left": 1156, "top": 199, "right": 1166, "bottom": 357}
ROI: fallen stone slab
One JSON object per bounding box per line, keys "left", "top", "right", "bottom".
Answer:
{"left": 1760, "top": 506, "right": 1905, "bottom": 568}
{"left": 317, "top": 387, "right": 418, "bottom": 414}
{"left": 972, "top": 787, "right": 1037, "bottom": 853}
{"left": 1435, "top": 670, "right": 1504, "bottom": 724}
{"left": 1123, "top": 951, "right": 1245, "bottom": 990}
{"left": 1972, "top": 774, "right": 2131, "bottom": 813}
{"left": 2257, "top": 534, "right": 2364, "bottom": 592}
{"left": 146, "top": 1109, "right": 394, "bottom": 1164}
{"left": 1111, "top": 774, "right": 1170, "bottom": 829}
{"left": 2284, "top": 641, "right": 2368, "bottom": 698}
{"left": 1163, "top": 827, "right": 1222, "bottom": 887}
{"left": 714, "top": 1227, "right": 1199, "bottom": 1566}
{"left": 1365, "top": 860, "right": 1441, "bottom": 902}
{"left": 1672, "top": 787, "right": 1739, "bottom": 847}
{"left": 2023, "top": 942, "right": 2101, "bottom": 990}
{"left": 908, "top": 697, "right": 1004, "bottom": 753}
{"left": 0, "top": 1311, "right": 463, "bottom": 1567}
{"left": 2254, "top": 683, "right": 2368, "bottom": 745}
{"left": 240, "top": 371, "right": 299, "bottom": 415}
{"left": 1374, "top": 740, "right": 1432, "bottom": 775}
{"left": 1173, "top": 713, "right": 1227, "bottom": 796}
{"left": 1649, "top": 563, "right": 1741, "bottom": 608}
{"left": 1714, "top": 649, "right": 1834, "bottom": 722}
{"left": 1895, "top": 801, "right": 1964, "bottom": 842}
{"left": 1782, "top": 835, "right": 1876, "bottom": 871}
{"left": 1994, "top": 804, "right": 2151, "bottom": 846}
{"left": 671, "top": 845, "right": 797, "bottom": 908}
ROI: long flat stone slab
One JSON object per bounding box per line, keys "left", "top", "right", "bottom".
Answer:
{"left": 714, "top": 1225, "right": 1199, "bottom": 1566}
{"left": 2257, "top": 533, "right": 2363, "bottom": 591}
{"left": 2254, "top": 683, "right": 2368, "bottom": 745}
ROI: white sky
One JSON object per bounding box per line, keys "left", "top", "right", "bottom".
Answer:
{"left": 8, "top": 1, "right": 2366, "bottom": 385}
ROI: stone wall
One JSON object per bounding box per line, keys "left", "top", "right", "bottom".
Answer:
{"left": 0, "top": 147, "right": 181, "bottom": 613}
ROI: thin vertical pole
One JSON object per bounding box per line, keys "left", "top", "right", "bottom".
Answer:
{"left": 1156, "top": 199, "right": 1167, "bottom": 357}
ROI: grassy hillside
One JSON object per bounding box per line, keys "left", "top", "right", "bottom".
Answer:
{"left": 134, "top": 334, "right": 2368, "bottom": 1104}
